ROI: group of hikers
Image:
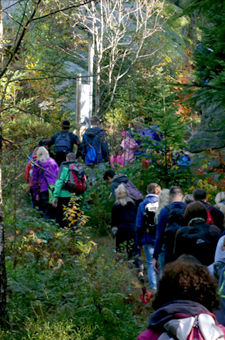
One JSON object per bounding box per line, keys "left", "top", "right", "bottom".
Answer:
{"left": 24, "top": 116, "right": 225, "bottom": 340}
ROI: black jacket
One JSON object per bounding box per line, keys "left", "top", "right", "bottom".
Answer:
{"left": 81, "top": 127, "right": 109, "bottom": 162}
{"left": 111, "top": 201, "right": 137, "bottom": 233}
{"left": 174, "top": 218, "right": 221, "bottom": 266}
{"left": 201, "top": 201, "right": 224, "bottom": 232}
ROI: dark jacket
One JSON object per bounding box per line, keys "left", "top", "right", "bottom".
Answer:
{"left": 153, "top": 201, "right": 187, "bottom": 260}
{"left": 111, "top": 201, "right": 137, "bottom": 233}
{"left": 82, "top": 127, "right": 109, "bottom": 162}
{"left": 200, "top": 201, "right": 224, "bottom": 232}
{"left": 49, "top": 131, "right": 81, "bottom": 156}
{"left": 174, "top": 218, "right": 221, "bottom": 266}
{"left": 136, "top": 194, "right": 158, "bottom": 246}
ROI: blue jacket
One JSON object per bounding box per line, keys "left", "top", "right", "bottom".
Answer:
{"left": 136, "top": 194, "right": 158, "bottom": 246}
{"left": 81, "top": 127, "right": 109, "bottom": 162}
{"left": 153, "top": 201, "right": 187, "bottom": 260}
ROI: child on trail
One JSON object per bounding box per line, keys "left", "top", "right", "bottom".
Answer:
{"left": 110, "top": 145, "right": 125, "bottom": 167}
{"left": 121, "top": 131, "right": 139, "bottom": 164}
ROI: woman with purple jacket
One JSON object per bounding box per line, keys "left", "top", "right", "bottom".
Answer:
{"left": 32, "top": 147, "right": 59, "bottom": 219}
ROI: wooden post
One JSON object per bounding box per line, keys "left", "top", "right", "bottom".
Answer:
{"left": 76, "top": 73, "right": 81, "bottom": 138}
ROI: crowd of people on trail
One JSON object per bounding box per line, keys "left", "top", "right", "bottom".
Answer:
{"left": 24, "top": 116, "right": 225, "bottom": 339}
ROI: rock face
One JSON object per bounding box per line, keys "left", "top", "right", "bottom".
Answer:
{"left": 188, "top": 101, "right": 225, "bottom": 153}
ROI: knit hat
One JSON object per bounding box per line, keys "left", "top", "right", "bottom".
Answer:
{"left": 62, "top": 120, "right": 70, "bottom": 128}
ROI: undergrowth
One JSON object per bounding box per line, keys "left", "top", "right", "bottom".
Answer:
{"left": 2, "top": 199, "right": 152, "bottom": 340}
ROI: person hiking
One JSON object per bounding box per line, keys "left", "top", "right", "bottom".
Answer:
{"left": 103, "top": 169, "right": 144, "bottom": 207}
{"left": 173, "top": 201, "right": 221, "bottom": 266}
{"left": 81, "top": 115, "right": 109, "bottom": 168}
{"left": 52, "top": 152, "right": 87, "bottom": 228}
{"left": 49, "top": 120, "right": 81, "bottom": 166}
{"left": 193, "top": 188, "right": 224, "bottom": 231}
{"left": 153, "top": 186, "right": 186, "bottom": 273}
{"left": 208, "top": 236, "right": 225, "bottom": 326}
{"left": 32, "top": 147, "right": 59, "bottom": 219}
{"left": 136, "top": 183, "right": 161, "bottom": 292}
{"left": 111, "top": 184, "right": 144, "bottom": 282}
{"left": 121, "top": 131, "right": 139, "bottom": 164}
{"left": 24, "top": 146, "right": 39, "bottom": 208}
{"left": 110, "top": 145, "right": 125, "bottom": 168}
{"left": 137, "top": 254, "right": 225, "bottom": 340}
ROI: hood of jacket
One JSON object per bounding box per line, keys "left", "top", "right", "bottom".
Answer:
{"left": 112, "top": 174, "right": 129, "bottom": 184}
{"left": 148, "top": 300, "right": 209, "bottom": 332}
{"left": 144, "top": 194, "right": 158, "bottom": 205}
{"left": 84, "top": 127, "right": 104, "bottom": 138}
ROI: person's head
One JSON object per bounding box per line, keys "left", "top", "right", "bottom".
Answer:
{"left": 147, "top": 183, "right": 161, "bottom": 196}
{"left": 103, "top": 169, "right": 116, "bottom": 184}
{"left": 66, "top": 153, "right": 76, "bottom": 162}
{"left": 114, "top": 145, "right": 124, "bottom": 157}
{"left": 214, "top": 203, "right": 225, "bottom": 227}
{"left": 33, "top": 146, "right": 39, "bottom": 155}
{"left": 121, "top": 131, "right": 130, "bottom": 139}
{"left": 152, "top": 254, "right": 219, "bottom": 312}
{"left": 155, "top": 188, "right": 170, "bottom": 224}
{"left": 215, "top": 192, "right": 225, "bottom": 204}
{"left": 61, "top": 120, "right": 70, "bottom": 131}
{"left": 39, "top": 140, "right": 51, "bottom": 150}
{"left": 129, "top": 117, "right": 144, "bottom": 130}
{"left": 90, "top": 115, "right": 100, "bottom": 127}
{"left": 37, "top": 146, "right": 49, "bottom": 162}
{"left": 193, "top": 188, "right": 208, "bottom": 202}
{"left": 169, "top": 186, "right": 183, "bottom": 203}
{"left": 184, "top": 201, "right": 207, "bottom": 224}
{"left": 115, "top": 184, "right": 133, "bottom": 206}
{"left": 183, "top": 194, "right": 194, "bottom": 204}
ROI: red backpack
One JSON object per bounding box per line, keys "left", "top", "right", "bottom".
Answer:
{"left": 206, "top": 206, "right": 214, "bottom": 225}
{"left": 66, "top": 163, "right": 86, "bottom": 195}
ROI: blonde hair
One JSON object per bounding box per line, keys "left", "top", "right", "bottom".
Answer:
{"left": 155, "top": 188, "right": 170, "bottom": 224}
{"left": 37, "top": 146, "right": 49, "bottom": 162}
{"left": 147, "top": 183, "right": 161, "bottom": 195}
{"left": 215, "top": 192, "right": 225, "bottom": 204}
{"left": 115, "top": 184, "right": 133, "bottom": 206}
{"left": 215, "top": 203, "right": 225, "bottom": 228}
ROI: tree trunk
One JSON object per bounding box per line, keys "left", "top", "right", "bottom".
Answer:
{"left": 0, "top": 0, "right": 8, "bottom": 325}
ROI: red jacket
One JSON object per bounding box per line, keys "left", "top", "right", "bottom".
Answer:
{"left": 24, "top": 155, "right": 37, "bottom": 187}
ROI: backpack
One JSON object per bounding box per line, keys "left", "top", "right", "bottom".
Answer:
{"left": 160, "top": 313, "right": 225, "bottom": 340}
{"left": 84, "top": 133, "right": 102, "bottom": 165}
{"left": 124, "top": 181, "right": 144, "bottom": 202}
{"left": 29, "top": 156, "right": 37, "bottom": 183}
{"left": 143, "top": 202, "right": 158, "bottom": 236}
{"left": 137, "top": 201, "right": 158, "bottom": 245}
{"left": 206, "top": 206, "right": 214, "bottom": 225}
{"left": 164, "top": 204, "right": 186, "bottom": 263}
{"left": 54, "top": 132, "right": 72, "bottom": 154}
{"left": 66, "top": 163, "right": 86, "bottom": 195}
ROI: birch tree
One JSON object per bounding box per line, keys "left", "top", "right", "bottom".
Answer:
{"left": 71, "top": 0, "right": 166, "bottom": 115}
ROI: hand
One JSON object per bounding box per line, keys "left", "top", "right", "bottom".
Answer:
{"left": 111, "top": 226, "right": 118, "bottom": 236}
{"left": 52, "top": 199, "right": 58, "bottom": 208}
{"left": 35, "top": 195, "right": 39, "bottom": 201}
{"left": 153, "top": 258, "right": 160, "bottom": 274}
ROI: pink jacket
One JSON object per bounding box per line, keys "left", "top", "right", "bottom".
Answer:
{"left": 121, "top": 138, "right": 138, "bottom": 162}
{"left": 110, "top": 155, "right": 125, "bottom": 167}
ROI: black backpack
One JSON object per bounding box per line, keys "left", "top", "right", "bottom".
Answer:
{"left": 137, "top": 201, "right": 158, "bottom": 245}
{"left": 164, "top": 204, "right": 186, "bottom": 263}
{"left": 54, "top": 132, "right": 72, "bottom": 154}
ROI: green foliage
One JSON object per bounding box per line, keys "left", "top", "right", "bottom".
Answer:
{"left": 2, "top": 209, "right": 148, "bottom": 340}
